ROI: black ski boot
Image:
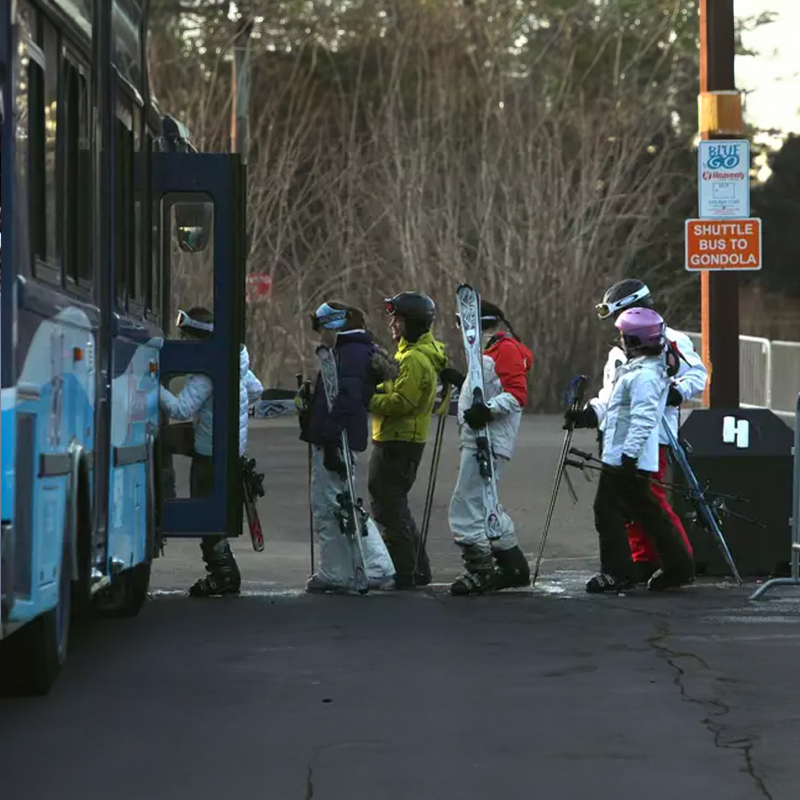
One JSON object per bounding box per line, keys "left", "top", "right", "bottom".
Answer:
{"left": 647, "top": 567, "right": 695, "bottom": 592}
{"left": 450, "top": 545, "right": 497, "bottom": 596}
{"left": 492, "top": 546, "right": 531, "bottom": 589}
{"left": 190, "top": 538, "right": 242, "bottom": 597}
{"left": 585, "top": 572, "right": 634, "bottom": 594}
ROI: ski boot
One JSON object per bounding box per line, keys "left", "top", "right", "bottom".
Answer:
{"left": 492, "top": 546, "right": 531, "bottom": 589}
{"left": 585, "top": 572, "right": 635, "bottom": 594}
{"left": 190, "top": 538, "right": 242, "bottom": 597}
{"left": 647, "top": 567, "right": 695, "bottom": 592}
{"left": 306, "top": 574, "right": 360, "bottom": 595}
{"left": 633, "top": 561, "right": 660, "bottom": 585}
{"left": 450, "top": 545, "right": 497, "bottom": 596}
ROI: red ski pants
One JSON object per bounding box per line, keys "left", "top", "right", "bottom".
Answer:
{"left": 626, "top": 445, "right": 694, "bottom": 563}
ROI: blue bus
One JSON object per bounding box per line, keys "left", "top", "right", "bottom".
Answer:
{"left": 1, "top": 0, "right": 246, "bottom": 694}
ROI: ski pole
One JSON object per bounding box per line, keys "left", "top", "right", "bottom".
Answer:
{"left": 297, "top": 373, "right": 315, "bottom": 576}
{"left": 567, "top": 448, "right": 751, "bottom": 504}
{"left": 417, "top": 382, "right": 451, "bottom": 579}
{"left": 661, "top": 421, "right": 743, "bottom": 584}
{"left": 532, "top": 375, "right": 589, "bottom": 587}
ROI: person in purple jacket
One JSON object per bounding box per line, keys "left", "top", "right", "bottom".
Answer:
{"left": 299, "top": 301, "right": 397, "bottom": 593}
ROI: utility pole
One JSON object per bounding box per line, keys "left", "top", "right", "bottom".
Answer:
{"left": 231, "top": 17, "right": 253, "bottom": 162}
{"left": 699, "top": 0, "right": 742, "bottom": 407}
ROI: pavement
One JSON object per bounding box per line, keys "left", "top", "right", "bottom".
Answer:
{"left": 1, "top": 415, "right": 799, "bottom": 800}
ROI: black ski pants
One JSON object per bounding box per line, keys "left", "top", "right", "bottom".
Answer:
{"left": 368, "top": 441, "right": 431, "bottom": 587}
{"left": 593, "top": 464, "right": 693, "bottom": 582}
{"left": 191, "top": 455, "right": 238, "bottom": 571}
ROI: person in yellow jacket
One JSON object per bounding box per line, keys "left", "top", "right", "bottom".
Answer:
{"left": 369, "top": 292, "right": 448, "bottom": 588}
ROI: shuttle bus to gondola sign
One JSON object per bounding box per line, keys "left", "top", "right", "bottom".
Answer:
{"left": 685, "top": 218, "right": 762, "bottom": 272}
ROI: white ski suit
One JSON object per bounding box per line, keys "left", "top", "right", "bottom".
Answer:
{"left": 160, "top": 346, "right": 263, "bottom": 456}
{"left": 449, "top": 332, "right": 533, "bottom": 553}
{"left": 310, "top": 447, "right": 396, "bottom": 590}
{"left": 589, "top": 327, "right": 707, "bottom": 443}
{"left": 600, "top": 355, "right": 669, "bottom": 472}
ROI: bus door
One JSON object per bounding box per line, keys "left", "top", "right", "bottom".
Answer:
{"left": 154, "top": 153, "right": 246, "bottom": 539}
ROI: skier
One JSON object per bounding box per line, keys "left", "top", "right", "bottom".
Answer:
{"left": 449, "top": 301, "right": 533, "bottom": 595}
{"left": 368, "top": 292, "right": 447, "bottom": 589}
{"left": 584, "top": 307, "right": 695, "bottom": 592}
{"left": 159, "top": 306, "right": 264, "bottom": 597}
{"left": 567, "top": 279, "right": 707, "bottom": 583}
{"left": 299, "top": 301, "right": 397, "bottom": 593}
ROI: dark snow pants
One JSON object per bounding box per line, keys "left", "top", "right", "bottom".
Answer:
{"left": 368, "top": 441, "right": 431, "bottom": 587}
{"left": 593, "top": 465, "right": 694, "bottom": 583}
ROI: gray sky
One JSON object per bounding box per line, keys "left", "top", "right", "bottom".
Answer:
{"left": 736, "top": 0, "right": 800, "bottom": 135}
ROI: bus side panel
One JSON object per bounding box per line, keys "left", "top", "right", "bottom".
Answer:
{"left": 107, "top": 319, "right": 161, "bottom": 572}
{"left": 10, "top": 290, "right": 97, "bottom": 624}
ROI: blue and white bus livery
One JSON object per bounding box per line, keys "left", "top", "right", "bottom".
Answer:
{"left": 1, "top": 0, "right": 246, "bottom": 694}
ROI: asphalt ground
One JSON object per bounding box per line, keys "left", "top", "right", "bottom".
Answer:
{"left": 1, "top": 416, "right": 799, "bottom": 800}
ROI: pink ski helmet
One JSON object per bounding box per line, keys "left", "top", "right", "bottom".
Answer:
{"left": 615, "top": 307, "right": 665, "bottom": 356}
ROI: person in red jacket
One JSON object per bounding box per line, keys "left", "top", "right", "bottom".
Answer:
{"left": 449, "top": 301, "right": 534, "bottom": 595}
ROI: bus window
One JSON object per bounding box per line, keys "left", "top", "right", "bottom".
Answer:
{"left": 26, "top": 48, "right": 46, "bottom": 269}
{"left": 164, "top": 195, "right": 215, "bottom": 331}
{"left": 161, "top": 373, "right": 215, "bottom": 500}
{"left": 42, "top": 16, "right": 58, "bottom": 271}
{"left": 143, "top": 132, "right": 157, "bottom": 315}
{"left": 115, "top": 101, "right": 134, "bottom": 308}
{"left": 64, "top": 58, "right": 91, "bottom": 287}
{"left": 132, "top": 104, "right": 144, "bottom": 304}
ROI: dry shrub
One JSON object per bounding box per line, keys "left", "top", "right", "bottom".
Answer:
{"left": 152, "top": 2, "right": 695, "bottom": 407}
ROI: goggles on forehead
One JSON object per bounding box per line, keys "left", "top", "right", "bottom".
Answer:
{"left": 311, "top": 302, "right": 349, "bottom": 332}
{"left": 595, "top": 286, "right": 651, "bottom": 320}
{"left": 175, "top": 309, "right": 214, "bottom": 332}
{"left": 454, "top": 313, "right": 501, "bottom": 330}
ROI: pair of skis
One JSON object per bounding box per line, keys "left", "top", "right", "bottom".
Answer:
{"left": 315, "top": 344, "right": 370, "bottom": 594}
{"left": 455, "top": 284, "right": 504, "bottom": 542}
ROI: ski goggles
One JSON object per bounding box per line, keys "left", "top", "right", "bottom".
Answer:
{"left": 384, "top": 298, "right": 400, "bottom": 316}
{"left": 175, "top": 309, "right": 214, "bottom": 332}
{"left": 455, "top": 312, "right": 501, "bottom": 330}
{"left": 595, "top": 285, "right": 651, "bottom": 320}
{"left": 311, "top": 302, "right": 348, "bottom": 332}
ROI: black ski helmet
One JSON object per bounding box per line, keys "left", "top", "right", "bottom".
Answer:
{"left": 384, "top": 292, "right": 436, "bottom": 341}
{"left": 596, "top": 279, "right": 653, "bottom": 320}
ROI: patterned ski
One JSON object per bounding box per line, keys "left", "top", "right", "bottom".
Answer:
{"left": 315, "top": 344, "right": 370, "bottom": 594}
{"left": 242, "top": 456, "right": 265, "bottom": 552}
{"left": 455, "top": 283, "right": 503, "bottom": 540}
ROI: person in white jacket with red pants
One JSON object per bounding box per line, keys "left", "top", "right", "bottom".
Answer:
{"left": 584, "top": 307, "right": 695, "bottom": 593}
{"left": 449, "top": 301, "right": 533, "bottom": 596}
{"left": 160, "top": 307, "right": 263, "bottom": 597}
{"left": 567, "top": 279, "right": 707, "bottom": 583}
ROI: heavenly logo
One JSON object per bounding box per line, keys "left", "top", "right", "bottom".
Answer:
{"left": 705, "top": 144, "right": 741, "bottom": 170}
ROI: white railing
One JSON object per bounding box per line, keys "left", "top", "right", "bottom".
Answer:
{"left": 685, "top": 332, "right": 800, "bottom": 419}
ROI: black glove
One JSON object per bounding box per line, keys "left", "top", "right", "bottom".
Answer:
{"left": 667, "top": 384, "right": 683, "bottom": 407}
{"left": 563, "top": 405, "right": 598, "bottom": 430}
{"left": 323, "top": 443, "right": 347, "bottom": 479}
{"left": 440, "top": 367, "right": 465, "bottom": 390}
{"left": 463, "top": 402, "right": 493, "bottom": 430}
{"left": 620, "top": 454, "right": 638, "bottom": 476}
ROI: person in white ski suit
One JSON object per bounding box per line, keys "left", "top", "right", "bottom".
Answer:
{"left": 159, "top": 306, "right": 263, "bottom": 597}
{"left": 567, "top": 279, "right": 707, "bottom": 583}
{"left": 299, "top": 302, "right": 396, "bottom": 594}
{"left": 582, "top": 307, "right": 695, "bottom": 593}
{"left": 449, "top": 301, "right": 534, "bottom": 595}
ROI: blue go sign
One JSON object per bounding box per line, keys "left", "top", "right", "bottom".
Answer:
{"left": 706, "top": 144, "right": 742, "bottom": 169}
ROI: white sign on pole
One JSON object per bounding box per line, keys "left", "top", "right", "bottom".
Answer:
{"left": 698, "top": 139, "right": 750, "bottom": 218}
